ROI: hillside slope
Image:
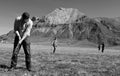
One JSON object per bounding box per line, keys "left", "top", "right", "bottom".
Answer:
{"left": 1, "top": 8, "right": 120, "bottom": 46}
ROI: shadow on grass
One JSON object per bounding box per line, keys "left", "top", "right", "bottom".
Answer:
{"left": 0, "top": 64, "right": 10, "bottom": 69}
{"left": 0, "top": 64, "right": 26, "bottom": 70}
{"left": 15, "top": 67, "right": 26, "bottom": 70}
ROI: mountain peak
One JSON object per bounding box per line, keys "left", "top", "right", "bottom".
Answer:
{"left": 1, "top": 8, "right": 120, "bottom": 46}
{"left": 45, "top": 7, "right": 85, "bottom": 24}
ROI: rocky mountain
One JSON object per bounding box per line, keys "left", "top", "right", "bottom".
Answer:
{"left": 1, "top": 8, "right": 120, "bottom": 46}
{"left": 45, "top": 7, "right": 85, "bottom": 24}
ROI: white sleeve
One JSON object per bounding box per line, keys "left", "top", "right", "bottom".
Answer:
{"left": 24, "top": 20, "right": 33, "bottom": 36}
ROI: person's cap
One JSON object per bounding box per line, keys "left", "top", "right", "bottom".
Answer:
{"left": 22, "top": 12, "right": 30, "bottom": 19}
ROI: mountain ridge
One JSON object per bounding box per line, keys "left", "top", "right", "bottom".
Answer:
{"left": 1, "top": 7, "right": 120, "bottom": 46}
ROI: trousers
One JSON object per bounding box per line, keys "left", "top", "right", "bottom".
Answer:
{"left": 10, "top": 35, "right": 31, "bottom": 70}
{"left": 98, "top": 43, "right": 105, "bottom": 53}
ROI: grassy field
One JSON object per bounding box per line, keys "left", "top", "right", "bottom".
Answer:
{"left": 0, "top": 43, "right": 120, "bottom": 76}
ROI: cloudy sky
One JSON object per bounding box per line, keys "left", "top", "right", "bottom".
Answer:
{"left": 0, "top": 0, "right": 120, "bottom": 35}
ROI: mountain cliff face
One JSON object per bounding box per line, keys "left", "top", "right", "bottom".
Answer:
{"left": 45, "top": 7, "right": 85, "bottom": 24}
{"left": 1, "top": 8, "right": 120, "bottom": 46}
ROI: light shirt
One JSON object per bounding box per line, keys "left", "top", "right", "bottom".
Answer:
{"left": 14, "top": 16, "right": 33, "bottom": 37}
{"left": 52, "top": 39, "right": 57, "bottom": 47}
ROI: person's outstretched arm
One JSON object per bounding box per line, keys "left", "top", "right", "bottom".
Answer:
{"left": 14, "top": 19, "right": 21, "bottom": 40}
{"left": 19, "top": 20, "right": 33, "bottom": 44}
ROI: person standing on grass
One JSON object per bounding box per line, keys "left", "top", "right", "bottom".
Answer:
{"left": 52, "top": 37, "right": 57, "bottom": 53}
{"left": 97, "top": 33, "right": 105, "bottom": 53}
{"left": 9, "top": 12, "right": 33, "bottom": 71}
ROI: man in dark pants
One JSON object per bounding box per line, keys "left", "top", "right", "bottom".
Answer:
{"left": 10, "top": 12, "right": 33, "bottom": 71}
{"left": 97, "top": 33, "right": 105, "bottom": 53}
{"left": 98, "top": 42, "right": 105, "bottom": 53}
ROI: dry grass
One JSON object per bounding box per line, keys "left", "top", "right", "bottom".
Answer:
{"left": 0, "top": 43, "right": 120, "bottom": 76}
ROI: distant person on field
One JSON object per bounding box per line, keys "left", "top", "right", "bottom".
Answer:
{"left": 97, "top": 33, "right": 105, "bottom": 53}
{"left": 10, "top": 12, "right": 33, "bottom": 71}
{"left": 52, "top": 37, "right": 57, "bottom": 53}
{"left": 98, "top": 42, "right": 105, "bottom": 53}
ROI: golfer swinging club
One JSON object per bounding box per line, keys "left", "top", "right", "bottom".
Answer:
{"left": 9, "top": 12, "right": 33, "bottom": 71}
